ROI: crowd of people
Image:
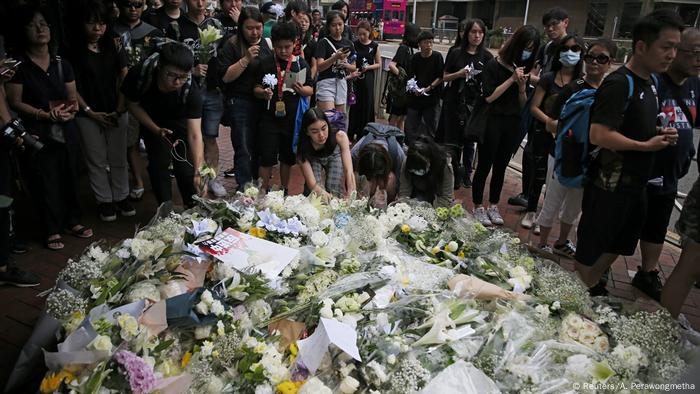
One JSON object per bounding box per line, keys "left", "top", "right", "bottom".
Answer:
{"left": 0, "top": 1, "right": 698, "bottom": 323}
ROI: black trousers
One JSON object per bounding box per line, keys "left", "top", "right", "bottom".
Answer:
{"left": 142, "top": 131, "right": 196, "bottom": 208}
{"left": 0, "top": 146, "right": 10, "bottom": 265}
{"left": 22, "top": 142, "right": 81, "bottom": 236}
{"left": 472, "top": 114, "right": 521, "bottom": 205}
{"left": 526, "top": 129, "right": 554, "bottom": 212}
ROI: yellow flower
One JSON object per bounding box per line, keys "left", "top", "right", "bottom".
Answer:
{"left": 458, "top": 250, "right": 465, "bottom": 258}
{"left": 181, "top": 351, "right": 192, "bottom": 369}
{"left": 289, "top": 342, "right": 298, "bottom": 356}
{"left": 431, "top": 246, "right": 441, "bottom": 255}
{"left": 277, "top": 380, "right": 304, "bottom": 394}
{"left": 40, "top": 370, "right": 74, "bottom": 393}
{"left": 248, "top": 227, "right": 267, "bottom": 239}
{"left": 400, "top": 224, "right": 411, "bottom": 233}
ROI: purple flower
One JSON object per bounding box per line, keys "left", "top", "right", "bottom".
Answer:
{"left": 113, "top": 350, "right": 159, "bottom": 394}
{"left": 256, "top": 208, "right": 281, "bottom": 231}
{"left": 282, "top": 217, "right": 306, "bottom": 236}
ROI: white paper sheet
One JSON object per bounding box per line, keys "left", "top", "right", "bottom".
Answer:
{"left": 297, "top": 317, "right": 361, "bottom": 373}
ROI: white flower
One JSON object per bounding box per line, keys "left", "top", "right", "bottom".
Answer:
{"left": 201, "top": 340, "right": 214, "bottom": 357}
{"left": 159, "top": 281, "right": 185, "bottom": 299}
{"left": 507, "top": 265, "right": 533, "bottom": 292}
{"left": 213, "top": 261, "right": 238, "bottom": 281}
{"left": 310, "top": 230, "right": 329, "bottom": 247}
{"left": 593, "top": 335, "right": 609, "bottom": 353}
{"left": 387, "top": 354, "right": 396, "bottom": 364}
{"left": 244, "top": 186, "right": 260, "bottom": 198}
{"left": 366, "top": 360, "right": 389, "bottom": 383}
{"left": 249, "top": 299, "right": 272, "bottom": 324}
{"left": 129, "top": 238, "right": 167, "bottom": 261}
{"left": 201, "top": 290, "right": 214, "bottom": 304}
{"left": 255, "top": 384, "right": 274, "bottom": 394}
{"left": 125, "top": 281, "right": 161, "bottom": 303}
{"left": 90, "top": 335, "right": 113, "bottom": 352}
{"left": 210, "top": 300, "right": 225, "bottom": 316}
{"left": 117, "top": 314, "right": 139, "bottom": 339}
{"left": 550, "top": 301, "right": 561, "bottom": 311}
{"left": 116, "top": 248, "right": 131, "bottom": 259}
{"left": 205, "top": 376, "right": 224, "bottom": 394}
{"left": 320, "top": 299, "right": 334, "bottom": 319}
{"left": 446, "top": 241, "right": 459, "bottom": 252}
{"left": 195, "top": 325, "right": 213, "bottom": 339}
{"left": 535, "top": 304, "right": 550, "bottom": 319}
{"left": 339, "top": 375, "right": 360, "bottom": 394}
{"left": 298, "top": 377, "right": 332, "bottom": 394}
{"left": 566, "top": 314, "right": 584, "bottom": 329}
{"left": 217, "top": 320, "right": 226, "bottom": 336}
{"left": 195, "top": 300, "right": 209, "bottom": 315}
{"left": 87, "top": 245, "right": 109, "bottom": 262}
{"left": 405, "top": 215, "right": 428, "bottom": 232}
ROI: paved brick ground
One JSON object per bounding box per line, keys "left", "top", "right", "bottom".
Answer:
{"left": 1, "top": 121, "right": 697, "bottom": 390}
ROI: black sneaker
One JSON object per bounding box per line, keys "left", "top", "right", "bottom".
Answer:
{"left": 223, "top": 168, "right": 236, "bottom": 178}
{"left": 588, "top": 280, "right": 609, "bottom": 297}
{"left": 462, "top": 176, "right": 472, "bottom": 188}
{"left": 631, "top": 266, "right": 662, "bottom": 301}
{"left": 0, "top": 263, "right": 40, "bottom": 287}
{"left": 507, "top": 193, "right": 528, "bottom": 208}
{"left": 116, "top": 199, "right": 136, "bottom": 217}
{"left": 99, "top": 203, "right": 117, "bottom": 222}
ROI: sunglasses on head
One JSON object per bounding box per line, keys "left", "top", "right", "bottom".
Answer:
{"left": 562, "top": 44, "right": 582, "bottom": 53}
{"left": 583, "top": 54, "right": 610, "bottom": 64}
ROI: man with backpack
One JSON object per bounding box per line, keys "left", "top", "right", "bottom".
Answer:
{"left": 121, "top": 42, "right": 204, "bottom": 209}
{"left": 574, "top": 10, "right": 682, "bottom": 296}
{"left": 632, "top": 27, "right": 700, "bottom": 301}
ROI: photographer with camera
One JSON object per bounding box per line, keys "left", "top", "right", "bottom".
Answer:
{"left": 0, "top": 50, "right": 39, "bottom": 286}
{"left": 5, "top": 6, "right": 93, "bottom": 251}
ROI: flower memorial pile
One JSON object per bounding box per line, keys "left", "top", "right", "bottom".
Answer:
{"left": 36, "top": 187, "right": 698, "bottom": 393}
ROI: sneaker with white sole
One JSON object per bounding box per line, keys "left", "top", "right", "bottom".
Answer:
{"left": 553, "top": 240, "right": 576, "bottom": 259}
{"left": 208, "top": 179, "right": 228, "bottom": 198}
{"left": 533, "top": 224, "right": 541, "bottom": 235}
{"left": 520, "top": 211, "right": 536, "bottom": 229}
{"left": 487, "top": 206, "right": 504, "bottom": 225}
{"left": 539, "top": 244, "right": 553, "bottom": 254}
{"left": 473, "top": 207, "right": 492, "bottom": 226}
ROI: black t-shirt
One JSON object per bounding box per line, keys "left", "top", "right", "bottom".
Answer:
{"left": 551, "top": 78, "right": 594, "bottom": 121}
{"left": 303, "top": 39, "right": 317, "bottom": 69}
{"left": 391, "top": 44, "right": 413, "bottom": 71}
{"left": 165, "top": 15, "right": 222, "bottom": 62}
{"left": 535, "top": 40, "right": 558, "bottom": 75}
{"left": 10, "top": 55, "right": 76, "bottom": 135}
{"left": 71, "top": 47, "right": 128, "bottom": 113}
{"left": 534, "top": 71, "right": 567, "bottom": 128}
{"left": 144, "top": 7, "right": 179, "bottom": 34}
{"left": 651, "top": 73, "right": 700, "bottom": 194}
{"left": 589, "top": 67, "right": 660, "bottom": 193}
{"left": 407, "top": 51, "right": 444, "bottom": 108}
{"left": 314, "top": 36, "right": 355, "bottom": 81}
{"left": 481, "top": 58, "right": 520, "bottom": 116}
{"left": 255, "top": 55, "right": 313, "bottom": 129}
{"left": 121, "top": 65, "right": 202, "bottom": 138}
{"left": 112, "top": 20, "right": 164, "bottom": 68}
{"left": 353, "top": 40, "right": 378, "bottom": 70}
{"left": 216, "top": 13, "right": 237, "bottom": 40}
{"left": 216, "top": 38, "right": 273, "bottom": 99}
{"left": 443, "top": 47, "right": 493, "bottom": 104}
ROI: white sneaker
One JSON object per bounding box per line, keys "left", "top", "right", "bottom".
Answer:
{"left": 208, "top": 179, "right": 228, "bottom": 198}
{"left": 521, "top": 211, "right": 536, "bottom": 229}
{"left": 533, "top": 224, "right": 541, "bottom": 235}
{"left": 487, "top": 206, "right": 504, "bottom": 225}
{"left": 473, "top": 207, "right": 492, "bottom": 227}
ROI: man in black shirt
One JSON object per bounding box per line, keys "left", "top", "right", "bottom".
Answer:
{"left": 404, "top": 31, "right": 443, "bottom": 145}
{"left": 114, "top": 0, "right": 164, "bottom": 67}
{"left": 122, "top": 42, "right": 204, "bottom": 209}
{"left": 632, "top": 28, "right": 700, "bottom": 301}
{"left": 575, "top": 10, "right": 683, "bottom": 296}
{"left": 144, "top": 0, "right": 182, "bottom": 33}
{"left": 217, "top": 0, "right": 241, "bottom": 39}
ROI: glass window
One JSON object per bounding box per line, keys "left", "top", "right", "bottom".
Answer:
{"left": 399, "top": 11, "right": 404, "bottom": 21}
{"left": 498, "top": 0, "right": 526, "bottom": 18}
{"left": 654, "top": 3, "right": 700, "bottom": 27}
{"left": 617, "top": 1, "right": 642, "bottom": 38}
{"left": 585, "top": 2, "right": 607, "bottom": 37}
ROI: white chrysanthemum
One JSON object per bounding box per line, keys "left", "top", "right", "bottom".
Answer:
{"left": 249, "top": 299, "right": 272, "bottom": 324}
{"left": 311, "top": 230, "right": 330, "bottom": 247}
{"left": 129, "top": 238, "right": 167, "bottom": 261}
{"left": 125, "top": 281, "right": 161, "bottom": 303}
{"left": 339, "top": 375, "right": 360, "bottom": 393}
{"left": 298, "top": 377, "right": 332, "bottom": 394}
{"left": 211, "top": 300, "right": 225, "bottom": 316}
{"left": 90, "top": 335, "right": 113, "bottom": 352}
{"left": 405, "top": 215, "right": 428, "bottom": 233}
{"left": 201, "top": 340, "right": 214, "bottom": 357}
{"left": 117, "top": 314, "right": 140, "bottom": 339}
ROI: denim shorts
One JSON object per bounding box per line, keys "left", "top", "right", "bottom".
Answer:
{"left": 201, "top": 89, "right": 224, "bottom": 138}
{"left": 316, "top": 77, "right": 347, "bottom": 105}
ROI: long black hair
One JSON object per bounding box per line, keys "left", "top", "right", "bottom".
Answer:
{"left": 235, "top": 6, "right": 264, "bottom": 53}
{"left": 498, "top": 24, "right": 540, "bottom": 72}
{"left": 331, "top": 0, "right": 350, "bottom": 22}
{"left": 460, "top": 19, "right": 487, "bottom": 53}
{"left": 404, "top": 135, "right": 448, "bottom": 198}
{"left": 402, "top": 22, "right": 420, "bottom": 49}
{"left": 68, "top": 0, "right": 118, "bottom": 55}
{"left": 550, "top": 34, "right": 584, "bottom": 78}
{"left": 297, "top": 108, "right": 338, "bottom": 162}
{"left": 7, "top": 5, "right": 53, "bottom": 55}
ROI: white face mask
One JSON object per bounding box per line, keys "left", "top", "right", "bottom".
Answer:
{"left": 559, "top": 50, "right": 581, "bottom": 67}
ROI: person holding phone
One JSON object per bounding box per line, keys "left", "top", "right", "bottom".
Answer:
{"left": 69, "top": 1, "right": 134, "bottom": 222}
{"left": 6, "top": 6, "right": 93, "bottom": 250}
{"left": 315, "top": 10, "right": 356, "bottom": 115}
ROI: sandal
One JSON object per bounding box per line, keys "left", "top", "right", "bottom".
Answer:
{"left": 553, "top": 240, "right": 576, "bottom": 259}
{"left": 46, "top": 235, "right": 64, "bottom": 250}
{"left": 65, "top": 225, "right": 93, "bottom": 239}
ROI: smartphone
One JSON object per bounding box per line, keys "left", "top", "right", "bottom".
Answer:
{"left": 0, "top": 60, "right": 21, "bottom": 76}
{"left": 341, "top": 47, "right": 351, "bottom": 53}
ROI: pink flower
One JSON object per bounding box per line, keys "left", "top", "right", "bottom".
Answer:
{"left": 113, "top": 350, "right": 159, "bottom": 394}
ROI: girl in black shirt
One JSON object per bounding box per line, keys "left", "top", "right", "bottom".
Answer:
{"left": 471, "top": 25, "right": 540, "bottom": 227}
{"left": 348, "top": 21, "right": 380, "bottom": 141}
{"left": 387, "top": 23, "right": 419, "bottom": 130}
{"left": 436, "top": 19, "right": 493, "bottom": 189}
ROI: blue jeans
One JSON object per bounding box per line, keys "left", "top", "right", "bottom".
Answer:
{"left": 202, "top": 89, "right": 224, "bottom": 138}
{"left": 226, "top": 96, "right": 258, "bottom": 190}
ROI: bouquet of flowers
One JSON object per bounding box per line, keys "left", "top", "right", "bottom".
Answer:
{"left": 197, "top": 25, "right": 223, "bottom": 64}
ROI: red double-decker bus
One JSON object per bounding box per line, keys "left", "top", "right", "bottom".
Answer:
{"left": 381, "top": 0, "right": 406, "bottom": 39}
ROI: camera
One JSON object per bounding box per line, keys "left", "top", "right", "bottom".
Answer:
{"left": 2, "top": 118, "right": 44, "bottom": 151}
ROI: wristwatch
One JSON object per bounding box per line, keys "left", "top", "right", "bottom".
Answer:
{"left": 83, "top": 106, "right": 92, "bottom": 113}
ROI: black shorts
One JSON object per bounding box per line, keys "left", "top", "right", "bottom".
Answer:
{"left": 258, "top": 117, "right": 296, "bottom": 167}
{"left": 388, "top": 99, "right": 408, "bottom": 116}
{"left": 575, "top": 185, "right": 647, "bottom": 266}
{"left": 639, "top": 188, "right": 675, "bottom": 244}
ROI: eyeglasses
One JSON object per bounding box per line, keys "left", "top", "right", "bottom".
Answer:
{"left": 678, "top": 48, "right": 700, "bottom": 59}
{"left": 562, "top": 44, "right": 582, "bottom": 53}
{"left": 125, "top": 2, "right": 144, "bottom": 8}
{"left": 165, "top": 71, "right": 190, "bottom": 82}
{"left": 583, "top": 54, "right": 610, "bottom": 64}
